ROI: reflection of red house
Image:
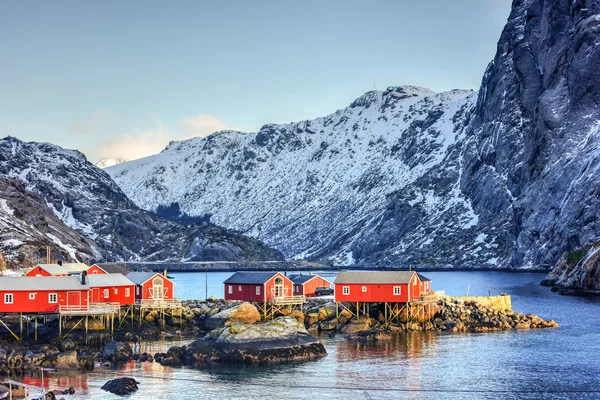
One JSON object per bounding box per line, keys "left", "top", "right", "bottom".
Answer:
{"left": 334, "top": 271, "right": 431, "bottom": 303}
{"left": 88, "top": 274, "right": 135, "bottom": 305}
{"left": 289, "top": 274, "right": 333, "bottom": 297}
{"left": 0, "top": 276, "right": 88, "bottom": 313}
{"left": 126, "top": 272, "right": 175, "bottom": 301}
{"left": 224, "top": 272, "right": 293, "bottom": 302}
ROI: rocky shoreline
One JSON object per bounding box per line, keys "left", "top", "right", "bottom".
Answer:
{"left": 0, "top": 296, "right": 557, "bottom": 380}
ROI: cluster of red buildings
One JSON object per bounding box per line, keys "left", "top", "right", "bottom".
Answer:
{"left": 223, "top": 272, "right": 333, "bottom": 302}
{"left": 0, "top": 263, "right": 175, "bottom": 314}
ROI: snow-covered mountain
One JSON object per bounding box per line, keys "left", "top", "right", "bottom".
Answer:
{"left": 108, "top": 0, "right": 600, "bottom": 275}
{"left": 0, "top": 137, "right": 283, "bottom": 265}
{"left": 96, "top": 158, "right": 128, "bottom": 169}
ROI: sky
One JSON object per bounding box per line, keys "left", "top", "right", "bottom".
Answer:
{"left": 0, "top": 1, "right": 513, "bottom": 163}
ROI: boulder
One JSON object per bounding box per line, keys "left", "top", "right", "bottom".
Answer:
{"left": 204, "top": 304, "right": 242, "bottom": 330}
{"left": 340, "top": 317, "right": 371, "bottom": 333}
{"left": 320, "top": 320, "right": 337, "bottom": 331}
{"left": 102, "top": 341, "right": 133, "bottom": 363}
{"left": 55, "top": 351, "right": 78, "bottom": 368}
{"left": 227, "top": 302, "right": 261, "bottom": 325}
{"left": 101, "top": 377, "right": 139, "bottom": 395}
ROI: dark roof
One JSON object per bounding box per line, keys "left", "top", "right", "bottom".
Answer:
{"left": 224, "top": 272, "right": 279, "bottom": 285}
{"left": 334, "top": 271, "right": 416, "bottom": 284}
{"left": 417, "top": 273, "right": 431, "bottom": 282}
{"left": 94, "top": 263, "right": 128, "bottom": 274}
{"left": 289, "top": 274, "right": 332, "bottom": 285}
{"left": 126, "top": 272, "right": 160, "bottom": 285}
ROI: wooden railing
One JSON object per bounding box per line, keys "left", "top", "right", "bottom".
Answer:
{"left": 268, "top": 295, "right": 306, "bottom": 305}
{"left": 135, "top": 298, "right": 182, "bottom": 308}
{"left": 58, "top": 302, "right": 120, "bottom": 315}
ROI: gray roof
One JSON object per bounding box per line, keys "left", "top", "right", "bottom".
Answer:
{"left": 126, "top": 272, "right": 160, "bottom": 285}
{"left": 0, "top": 276, "right": 88, "bottom": 291}
{"left": 93, "top": 263, "right": 128, "bottom": 274}
{"left": 334, "top": 271, "right": 416, "bottom": 284}
{"left": 289, "top": 274, "right": 330, "bottom": 285}
{"left": 224, "top": 272, "right": 279, "bottom": 284}
{"left": 88, "top": 274, "right": 134, "bottom": 287}
{"left": 35, "top": 264, "right": 84, "bottom": 275}
{"left": 417, "top": 273, "right": 431, "bottom": 282}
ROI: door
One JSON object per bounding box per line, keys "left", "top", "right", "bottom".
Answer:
{"left": 152, "top": 277, "right": 164, "bottom": 300}
{"left": 67, "top": 291, "right": 81, "bottom": 308}
{"left": 274, "top": 276, "right": 284, "bottom": 297}
{"left": 91, "top": 288, "right": 100, "bottom": 303}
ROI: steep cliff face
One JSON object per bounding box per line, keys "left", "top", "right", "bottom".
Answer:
{"left": 108, "top": 0, "right": 600, "bottom": 275}
{"left": 0, "top": 137, "right": 283, "bottom": 263}
{"left": 542, "top": 242, "right": 600, "bottom": 295}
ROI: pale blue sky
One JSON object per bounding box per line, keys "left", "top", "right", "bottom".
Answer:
{"left": 0, "top": 1, "right": 513, "bottom": 162}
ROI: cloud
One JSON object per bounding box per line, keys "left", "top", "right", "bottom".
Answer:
{"left": 179, "top": 114, "right": 230, "bottom": 140}
{"left": 70, "top": 111, "right": 114, "bottom": 135}
{"left": 90, "top": 113, "right": 230, "bottom": 163}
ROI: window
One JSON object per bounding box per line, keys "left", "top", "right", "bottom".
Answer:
{"left": 256, "top": 286, "right": 261, "bottom": 295}
{"left": 413, "top": 278, "right": 417, "bottom": 286}
{"left": 49, "top": 293, "right": 57, "bottom": 303}
{"left": 362, "top": 286, "right": 367, "bottom": 292}
{"left": 29, "top": 293, "right": 35, "bottom": 300}
{"left": 92, "top": 270, "right": 98, "bottom": 274}
{"left": 342, "top": 286, "right": 350, "bottom": 295}
{"left": 4, "top": 294, "right": 13, "bottom": 304}
{"left": 228, "top": 285, "right": 232, "bottom": 294}
{"left": 394, "top": 286, "right": 401, "bottom": 296}
{"left": 114, "top": 288, "right": 118, "bottom": 294}
{"left": 136, "top": 286, "right": 140, "bottom": 295}
{"left": 125, "top": 288, "right": 130, "bottom": 297}
{"left": 103, "top": 289, "right": 109, "bottom": 298}
{"left": 239, "top": 285, "right": 242, "bottom": 292}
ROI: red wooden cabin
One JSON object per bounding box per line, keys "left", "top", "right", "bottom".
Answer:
{"left": 87, "top": 264, "right": 128, "bottom": 275}
{"left": 224, "top": 272, "right": 294, "bottom": 302}
{"left": 289, "top": 274, "right": 333, "bottom": 297}
{"left": 87, "top": 273, "right": 136, "bottom": 305}
{"left": 334, "top": 271, "right": 431, "bottom": 303}
{"left": 26, "top": 263, "right": 89, "bottom": 277}
{"left": 126, "top": 272, "right": 175, "bottom": 302}
{"left": 87, "top": 264, "right": 107, "bottom": 275}
{"left": 0, "top": 276, "right": 89, "bottom": 313}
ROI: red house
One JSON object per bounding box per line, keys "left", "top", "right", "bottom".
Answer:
{"left": 334, "top": 271, "right": 431, "bottom": 303}
{"left": 26, "top": 263, "right": 89, "bottom": 277}
{"left": 126, "top": 272, "right": 175, "bottom": 302}
{"left": 87, "top": 274, "right": 136, "bottom": 305}
{"left": 289, "top": 274, "right": 333, "bottom": 297}
{"left": 87, "top": 264, "right": 128, "bottom": 275}
{"left": 224, "top": 272, "right": 294, "bottom": 302}
{"left": 0, "top": 276, "right": 89, "bottom": 313}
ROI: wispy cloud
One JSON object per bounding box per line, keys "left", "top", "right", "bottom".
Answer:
{"left": 87, "top": 113, "right": 230, "bottom": 163}
{"left": 70, "top": 111, "right": 114, "bottom": 135}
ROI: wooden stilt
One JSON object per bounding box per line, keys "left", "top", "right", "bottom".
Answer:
{"left": 336, "top": 303, "right": 339, "bottom": 319}
{"left": 59, "top": 315, "right": 62, "bottom": 337}
{"left": 385, "top": 302, "right": 388, "bottom": 323}
{"left": 19, "top": 313, "right": 23, "bottom": 336}
{"left": 85, "top": 315, "right": 88, "bottom": 342}
{"left": 356, "top": 302, "right": 359, "bottom": 320}
{"left": 35, "top": 317, "right": 38, "bottom": 341}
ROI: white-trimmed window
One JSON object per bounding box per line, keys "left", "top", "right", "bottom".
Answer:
{"left": 413, "top": 278, "right": 417, "bottom": 286}
{"left": 29, "top": 293, "right": 35, "bottom": 300}
{"left": 393, "top": 286, "right": 401, "bottom": 296}
{"left": 228, "top": 285, "right": 232, "bottom": 294}
{"left": 238, "top": 285, "right": 242, "bottom": 291}
{"left": 256, "top": 286, "right": 261, "bottom": 295}
{"left": 342, "top": 286, "right": 350, "bottom": 295}
{"left": 362, "top": 286, "right": 367, "bottom": 292}
{"left": 125, "top": 288, "right": 130, "bottom": 297}
{"left": 114, "top": 288, "right": 118, "bottom": 294}
{"left": 136, "top": 286, "right": 140, "bottom": 295}
{"left": 4, "top": 294, "right": 13, "bottom": 304}
{"left": 92, "top": 270, "right": 98, "bottom": 274}
{"left": 49, "top": 293, "right": 57, "bottom": 303}
{"left": 103, "top": 289, "right": 109, "bottom": 298}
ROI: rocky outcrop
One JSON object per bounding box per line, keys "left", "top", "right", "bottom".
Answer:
{"left": 0, "top": 136, "right": 283, "bottom": 264}
{"left": 158, "top": 316, "right": 326, "bottom": 367}
{"left": 102, "top": 341, "right": 133, "bottom": 363}
{"left": 542, "top": 242, "right": 600, "bottom": 295}
{"left": 101, "top": 378, "right": 139, "bottom": 396}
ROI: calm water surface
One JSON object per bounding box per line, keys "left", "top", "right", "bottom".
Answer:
{"left": 18, "top": 271, "right": 600, "bottom": 399}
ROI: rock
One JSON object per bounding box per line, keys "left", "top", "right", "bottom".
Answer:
{"left": 204, "top": 304, "right": 242, "bottom": 330}
{"left": 340, "top": 317, "right": 371, "bottom": 334}
{"left": 305, "top": 313, "right": 320, "bottom": 326}
{"left": 318, "top": 303, "right": 336, "bottom": 321}
{"left": 101, "top": 377, "right": 140, "bottom": 395}
{"left": 55, "top": 351, "right": 78, "bottom": 368}
{"left": 227, "top": 302, "right": 261, "bottom": 325}
{"left": 58, "top": 339, "right": 76, "bottom": 352}
{"left": 319, "top": 320, "right": 337, "bottom": 331}
{"left": 102, "top": 341, "right": 133, "bottom": 363}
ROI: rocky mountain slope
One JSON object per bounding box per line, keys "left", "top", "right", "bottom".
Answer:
{"left": 541, "top": 242, "right": 600, "bottom": 295}
{"left": 0, "top": 137, "right": 283, "bottom": 264}
{"left": 108, "top": 0, "right": 600, "bottom": 274}
{"left": 96, "top": 158, "right": 128, "bottom": 169}
{"left": 0, "top": 178, "right": 101, "bottom": 266}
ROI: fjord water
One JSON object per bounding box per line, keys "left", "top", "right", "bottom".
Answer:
{"left": 30, "top": 272, "right": 600, "bottom": 399}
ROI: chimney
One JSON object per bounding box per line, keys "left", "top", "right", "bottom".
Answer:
{"left": 81, "top": 270, "right": 87, "bottom": 285}
{"left": 163, "top": 269, "right": 167, "bottom": 278}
